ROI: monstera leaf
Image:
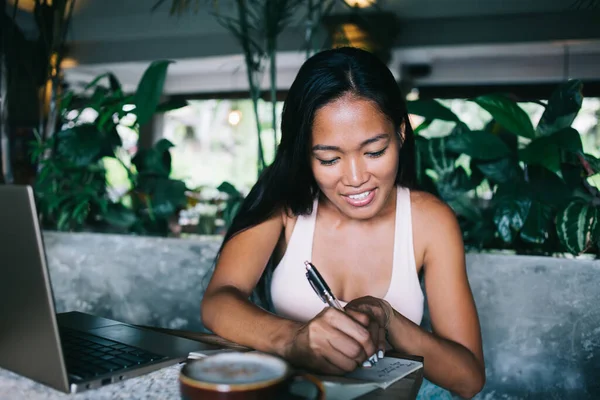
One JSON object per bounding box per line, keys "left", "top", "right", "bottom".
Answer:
{"left": 556, "top": 200, "right": 599, "bottom": 255}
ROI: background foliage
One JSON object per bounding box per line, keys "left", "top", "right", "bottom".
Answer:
{"left": 31, "top": 61, "right": 191, "bottom": 235}
{"left": 409, "top": 80, "right": 600, "bottom": 256}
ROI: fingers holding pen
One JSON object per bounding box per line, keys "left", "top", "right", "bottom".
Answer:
{"left": 300, "top": 308, "right": 372, "bottom": 372}
{"left": 346, "top": 308, "right": 385, "bottom": 363}
{"left": 329, "top": 308, "right": 377, "bottom": 364}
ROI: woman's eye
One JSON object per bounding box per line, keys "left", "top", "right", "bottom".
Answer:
{"left": 318, "top": 158, "right": 338, "bottom": 166}
{"left": 367, "top": 148, "right": 387, "bottom": 158}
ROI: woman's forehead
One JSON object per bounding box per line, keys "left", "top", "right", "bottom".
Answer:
{"left": 311, "top": 96, "right": 394, "bottom": 145}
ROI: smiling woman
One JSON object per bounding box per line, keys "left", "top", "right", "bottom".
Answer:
{"left": 201, "top": 47, "right": 485, "bottom": 399}
{"left": 310, "top": 98, "right": 400, "bottom": 219}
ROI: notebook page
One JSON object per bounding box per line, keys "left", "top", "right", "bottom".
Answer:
{"left": 344, "top": 357, "right": 423, "bottom": 389}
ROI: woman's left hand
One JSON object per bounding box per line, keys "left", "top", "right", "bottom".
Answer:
{"left": 344, "top": 296, "right": 393, "bottom": 355}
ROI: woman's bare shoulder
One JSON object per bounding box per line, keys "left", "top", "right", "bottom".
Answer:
{"left": 410, "top": 190, "right": 451, "bottom": 213}
{"left": 409, "top": 189, "right": 461, "bottom": 247}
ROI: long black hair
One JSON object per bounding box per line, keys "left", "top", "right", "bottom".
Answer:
{"left": 215, "top": 47, "right": 415, "bottom": 309}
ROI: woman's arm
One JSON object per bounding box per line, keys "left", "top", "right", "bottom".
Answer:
{"left": 386, "top": 195, "right": 485, "bottom": 398}
{"left": 201, "top": 212, "right": 378, "bottom": 374}
{"left": 201, "top": 212, "right": 299, "bottom": 354}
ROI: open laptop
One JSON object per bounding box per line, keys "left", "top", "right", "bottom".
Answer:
{"left": 0, "top": 185, "right": 218, "bottom": 393}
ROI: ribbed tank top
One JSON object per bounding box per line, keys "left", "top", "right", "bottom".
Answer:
{"left": 270, "top": 186, "right": 424, "bottom": 325}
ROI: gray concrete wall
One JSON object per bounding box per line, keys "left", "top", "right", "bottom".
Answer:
{"left": 43, "top": 231, "right": 600, "bottom": 399}
{"left": 421, "top": 253, "right": 600, "bottom": 400}
{"left": 45, "top": 231, "right": 220, "bottom": 332}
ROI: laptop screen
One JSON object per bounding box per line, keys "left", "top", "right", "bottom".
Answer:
{"left": 0, "top": 185, "right": 70, "bottom": 392}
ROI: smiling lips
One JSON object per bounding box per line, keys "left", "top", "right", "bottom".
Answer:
{"left": 343, "top": 189, "right": 376, "bottom": 207}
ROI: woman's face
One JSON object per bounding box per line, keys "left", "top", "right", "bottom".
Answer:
{"left": 310, "top": 95, "right": 401, "bottom": 220}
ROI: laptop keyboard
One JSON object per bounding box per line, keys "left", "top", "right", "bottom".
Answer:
{"left": 60, "top": 329, "right": 167, "bottom": 381}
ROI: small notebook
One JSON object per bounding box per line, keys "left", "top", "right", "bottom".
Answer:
{"left": 302, "top": 356, "right": 423, "bottom": 400}
{"left": 343, "top": 356, "right": 423, "bottom": 389}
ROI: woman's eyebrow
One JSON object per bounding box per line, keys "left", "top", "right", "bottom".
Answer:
{"left": 312, "top": 133, "right": 390, "bottom": 152}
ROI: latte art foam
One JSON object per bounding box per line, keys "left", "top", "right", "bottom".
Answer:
{"left": 186, "top": 353, "right": 287, "bottom": 385}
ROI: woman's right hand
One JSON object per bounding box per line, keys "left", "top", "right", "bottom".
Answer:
{"left": 285, "top": 307, "right": 378, "bottom": 375}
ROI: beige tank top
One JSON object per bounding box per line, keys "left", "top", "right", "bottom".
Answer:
{"left": 270, "top": 186, "right": 424, "bottom": 325}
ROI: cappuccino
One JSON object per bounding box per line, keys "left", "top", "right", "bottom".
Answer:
{"left": 184, "top": 352, "right": 287, "bottom": 385}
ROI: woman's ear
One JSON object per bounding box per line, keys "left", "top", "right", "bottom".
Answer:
{"left": 397, "top": 122, "right": 406, "bottom": 144}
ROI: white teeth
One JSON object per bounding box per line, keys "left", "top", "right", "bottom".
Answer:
{"left": 348, "top": 191, "right": 371, "bottom": 200}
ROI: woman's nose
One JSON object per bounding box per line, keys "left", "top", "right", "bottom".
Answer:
{"left": 342, "top": 157, "right": 368, "bottom": 187}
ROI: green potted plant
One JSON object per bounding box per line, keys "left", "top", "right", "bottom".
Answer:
{"left": 31, "top": 60, "right": 190, "bottom": 236}
{"left": 408, "top": 80, "right": 599, "bottom": 257}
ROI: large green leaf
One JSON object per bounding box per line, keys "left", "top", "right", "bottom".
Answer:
{"left": 519, "top": 128, "right": 583, "bottom": 174}
{"left": 406, "top": 100, "right": 460, "bottom": 122}
{"left": 473, "top": 94, "right": 535, "bottom": 139}
{"left": 149, "top": 178, "right": 188, "bottom": 218}
{"left": 493, "top": 188, "right": 532, "bottom": 243}
{"left": 135, "top": 176, "right": 187, "bottom": 219}
{"left": 56, "top": 124, "right": 110, "bottom": 166}
{"left": 469, "top": 158, "right": 485, "bottom": 188}
{"left": 561, "top": 161, "right": 587, "bottom": 191}
{"left": 556, "top": 200, "right": 599, "bottom": 255}
{"left": 537, "top": 80, "right": 583, "bottom": 137}
{"left": 485, "top": 119, "right": 519, "bottom": 152}
{"left": 133, "top": 60, "right": 174, "bottom": 126}
{"left": 436, "top": 167, "right": 473, "bottom": 201}
{"left": 527, "top": 166, "right": 571, "bottom": 207}
{"left": 154, "top": 138, "right": 175, "bottom": 154}
{"left": 132, "top": 139, "right": 174, "bottom": 177}
{"left": 473, "top": 158, "right": 523, "bottom": 185}
{"left": 422, "top": 137, "right": 456, "bottom": 175}
{"left": 520, "top": 201, "right": 553, "bottom": 244}
{"left": 446, "top": 130, "right": 512, "bottom": 160}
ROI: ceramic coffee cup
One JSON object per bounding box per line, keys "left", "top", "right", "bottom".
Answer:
{"left": 180, "top": 352, "right": 324, "bottom": 400}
